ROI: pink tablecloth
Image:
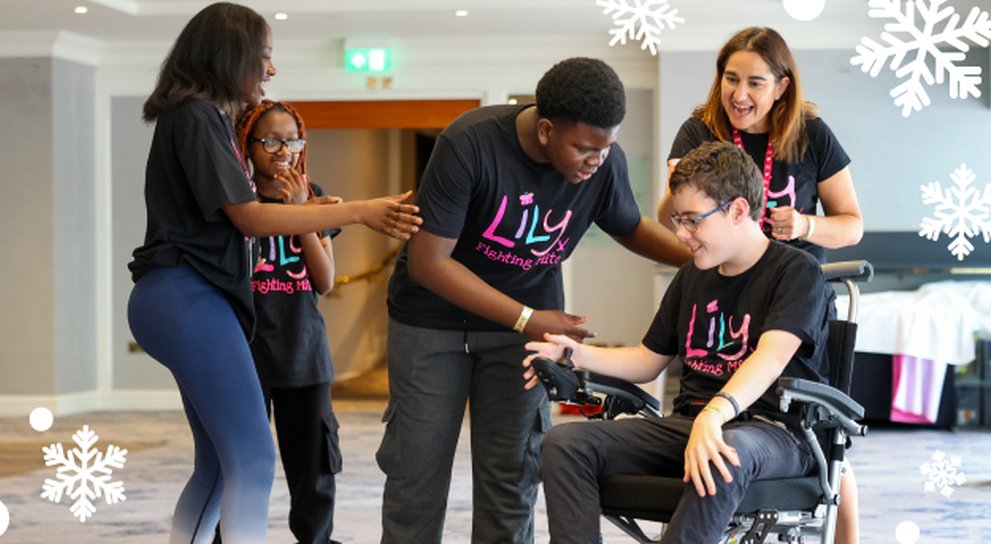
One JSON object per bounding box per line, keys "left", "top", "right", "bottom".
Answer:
{"left": 890, "top": 354, "right": 947, "bottom": 424}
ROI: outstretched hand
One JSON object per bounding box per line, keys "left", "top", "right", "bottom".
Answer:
{"left": 361, "top": 191, "right": 422, "bottom": 240}
{"left": 521, "top": 333, "right": 581, "bottom": 390}
{"left": 524, "top": 310, "right": 595, "bottom": 342}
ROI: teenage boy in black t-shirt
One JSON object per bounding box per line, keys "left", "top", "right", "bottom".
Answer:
{"left": 524, "top": 141, "right": 830, "bottom": 544}
{"left": 379, "top": 57, "right": 690, "bottom": 544}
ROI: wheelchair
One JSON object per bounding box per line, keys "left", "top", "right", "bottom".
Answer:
{"left": 533, "top": 260, "right": 873, "bottom": 544}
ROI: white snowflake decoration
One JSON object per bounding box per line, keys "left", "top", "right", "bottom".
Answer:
{"left": 595, "top": 0, "right": 685, "bottom": 56}
{"left": 919, "top": 164, "right": 991, "bottom": 261}
{"left": 41, "top": 425, "right": 128, "bottom": 522}
{"left": 850, "top": 0, "right": 991, "bottom": 117}
{"left": 920, "top": 450, "right": 967, "bottom": 497}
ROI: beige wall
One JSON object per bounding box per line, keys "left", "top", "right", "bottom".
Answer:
{"left": 307, "top": 128, "right": 403, "bottom": 380}
{"left": 0, "top": 58, "right": 56, "bottom": 396}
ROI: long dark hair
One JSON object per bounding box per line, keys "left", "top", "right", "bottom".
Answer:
{"left": 143, "top": 2, "right": 268, "bottom": 122}
{"left": 695, "top": 27, "right": 817, "bottom": 163}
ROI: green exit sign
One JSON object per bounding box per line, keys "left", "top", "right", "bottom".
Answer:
{"left": 345, "top": 47, "right": 392, "bottom": 73}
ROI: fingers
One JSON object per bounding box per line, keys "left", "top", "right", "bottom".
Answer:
{"left": 276, "top": 169, "right": 309, "bottom": 204}
{"left": 768, "top": 206, "right": 798, "bottom": 240}
{"left": 566, "top": 313, "right": 589, "bottom": 326}
{"left": 569, "top": 327, "right": 596, "bottom": 340}
{"left": 684, "top": 447, "right": 738, "bottom": 497}
{"left": 523, "top": 341, "right": 553, "bottom": 358}
{"left": 723, "top": 446, "right": 740, "bottom": 468}
{"left": 523, "top": 374, "right": 541, "bottom": 390}
{"left": 384, "top": 190, "right": 414, "bottom": 203}
{"left": 382, "top": 201, "right": 423, "bottom": 240}
{"left": 391, "top": 203, "right": 421, "bottom": 218}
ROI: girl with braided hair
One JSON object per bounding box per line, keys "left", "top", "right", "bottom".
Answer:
{"left": 127, "top": 4, "right": 420, "bottom": 542}
{"left": 233, "top": 99, "right": 342, "bottom": 544}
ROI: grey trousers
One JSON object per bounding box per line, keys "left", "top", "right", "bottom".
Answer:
{"left": 377, "top": 319, "right": 551, "bottom": 544}
{"left": 541, "top": 415, "right": 815, "bottom": 544}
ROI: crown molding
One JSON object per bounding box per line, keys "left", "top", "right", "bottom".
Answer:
{"left": 0, "top": 31, "right": 104, "bottom": 66}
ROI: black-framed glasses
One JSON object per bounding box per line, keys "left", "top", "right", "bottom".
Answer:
{"left": 249, "top": 137, "right": 306, "bottom": 154}
{"left": 669, "top": 199, "right": 733, "bottom": 232}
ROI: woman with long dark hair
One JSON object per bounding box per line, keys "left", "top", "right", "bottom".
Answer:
{"left": 127, "top": 4, "right": 419, "bottom": 542}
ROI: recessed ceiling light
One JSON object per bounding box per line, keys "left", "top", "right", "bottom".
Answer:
{"left": 454, "top": 9, "right": 469, "bottom": 17}
{"left": 73, "top": 5, "right": 88, "bottom": 14}
{"left": 274, "top": 12, "right": 288, "bottom": 21}
{"left": 782, "top": 0, "right": 825, "bottom": 21}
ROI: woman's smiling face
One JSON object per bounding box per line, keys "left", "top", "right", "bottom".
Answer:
{"left": 720, "top": 50, "right": 789, "bottom": 134}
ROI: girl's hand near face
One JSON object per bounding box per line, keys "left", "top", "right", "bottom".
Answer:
{"left": 276, "top": 168, "right": 310, "bottom": 205}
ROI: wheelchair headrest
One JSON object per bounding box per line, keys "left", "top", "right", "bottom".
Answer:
{"left": 822, "top": 260, "right": 873, "bottom": 284}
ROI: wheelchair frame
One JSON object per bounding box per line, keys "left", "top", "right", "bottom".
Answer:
{"left": 532, "top": 260, "right": 873, "bottom": 544}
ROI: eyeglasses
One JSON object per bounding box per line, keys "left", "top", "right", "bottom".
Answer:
{"left": 669, "top": 199, "right": 733, "bottom": 232}
{"left": 249, "top": 137, "right": 306, "bottom": 154}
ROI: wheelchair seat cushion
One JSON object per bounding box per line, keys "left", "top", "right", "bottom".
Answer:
{"left": 599, "top": 474, "right": 823, "bottom": 523}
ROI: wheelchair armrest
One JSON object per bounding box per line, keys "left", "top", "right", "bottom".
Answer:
{"left": 777, "top": 377, "right": 867, "bottom": 437}
{"left": 581, "top": 372, "right": 662, "bottom": 415}
{"left": 532, "top": 356, "right": 583, "bottom": 402}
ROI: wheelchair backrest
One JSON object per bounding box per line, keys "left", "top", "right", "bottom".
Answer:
{"left": 822, "top": 260, "right": 873, "bottom": 396}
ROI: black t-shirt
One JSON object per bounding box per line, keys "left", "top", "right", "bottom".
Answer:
{"left": 250, "top": 183, "right": 336, "bottom": 388}
{"left": 668, "top": 116, "right": 850, "bottom": 263}
{"left": 643, "top": 241, "right": 829, "bottom": 418}
{"left": 388, "top": 104, "right": 642, "bottom": 331}
{"left": 129, "top": 100, "right": 258, "bottom": 338}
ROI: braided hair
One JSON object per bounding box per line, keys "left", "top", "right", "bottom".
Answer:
{"left": 235, "top": 99, "right": 310, "bottom": 176}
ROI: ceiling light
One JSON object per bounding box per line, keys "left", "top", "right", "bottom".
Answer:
{"left": 73, "top": 5, "right": 88, "bottom": 14}
{"left": 274, "top": 12, "right": 288, "bottom": 21}
{"left": 455, "top": 9, "right": 469, "bottom": 17}
{"left": 782, "top": 0, "right": 825, "bottom": 21}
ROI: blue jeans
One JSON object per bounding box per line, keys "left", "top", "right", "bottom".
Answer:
{"left": 128, "top": 265, "right": 275, "bottom": 544}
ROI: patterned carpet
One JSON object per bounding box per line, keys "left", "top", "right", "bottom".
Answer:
{"left": 0, "top": 404, "right": 989, "bottom": 543}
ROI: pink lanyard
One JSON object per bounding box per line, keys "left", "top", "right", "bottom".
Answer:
{"left": 732, "top": 129, "right": 774, "bottom": 229}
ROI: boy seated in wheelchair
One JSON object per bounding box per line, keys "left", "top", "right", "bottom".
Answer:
{"left": 522, "top": 140, "right": 831, "bottom": 544}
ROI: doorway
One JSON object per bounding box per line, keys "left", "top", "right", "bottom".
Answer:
{"left": 295, "top": 99, "right": 479, "bottom": 385}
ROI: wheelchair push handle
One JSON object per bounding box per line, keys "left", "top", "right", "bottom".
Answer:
{"left": 822, "top": 260, "right": 873, "bottom": 284}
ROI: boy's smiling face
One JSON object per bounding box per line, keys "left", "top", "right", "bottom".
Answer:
{"left": 671, "top": 187, "right": 737, "bottom": 272}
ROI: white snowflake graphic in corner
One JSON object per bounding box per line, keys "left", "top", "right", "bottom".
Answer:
{"left": 595, "top": 0, "right": 685, "bottom": 56}
{"left": 920, "top": 450, "right": 967, "bottom": 497}
{"left": 41, "top": 425, "right": 128, "bottom": 522}
{"left": 850, "top": 0, "right": 991, "bottom": 117}
{"left": 919, "top": 164, "right": 991, "bottom": 261}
